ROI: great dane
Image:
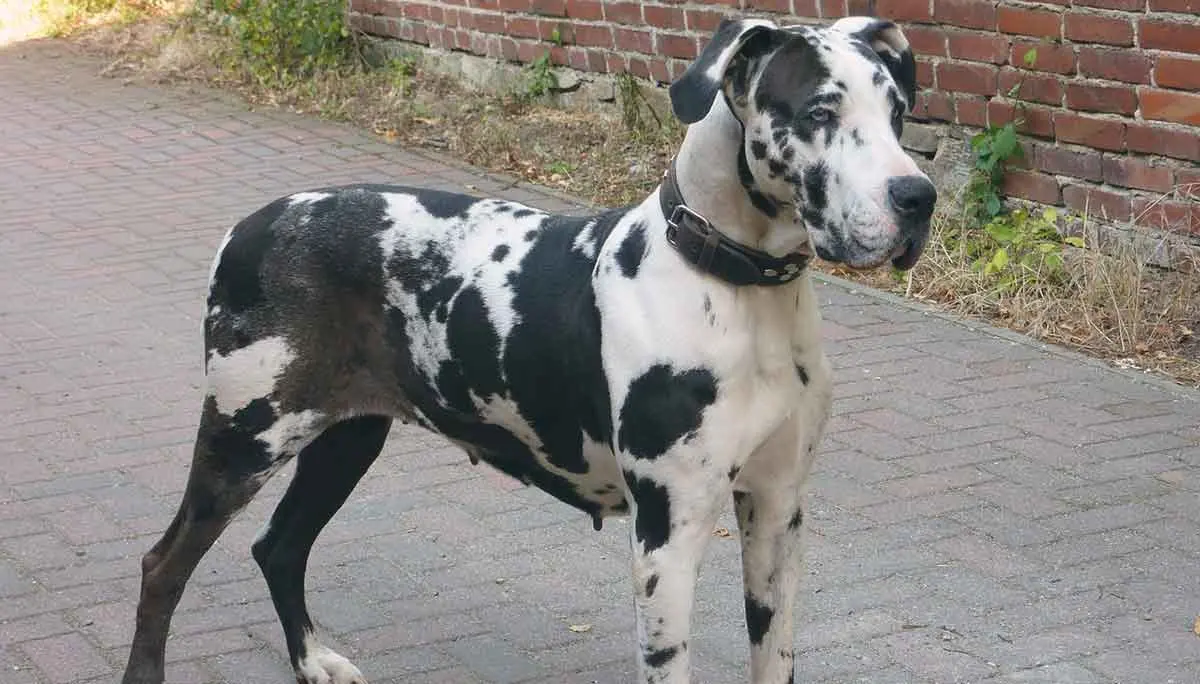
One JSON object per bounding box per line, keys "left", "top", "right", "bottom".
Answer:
{"left": 122, "top": 15, "right": 934, "bottom": 684}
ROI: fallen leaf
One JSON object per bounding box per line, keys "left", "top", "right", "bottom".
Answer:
{"left": 569, "top": 623, "right": 592, "bottom": 633}
{"left": 712, "top": 527, "right": 732, "bottom": 538}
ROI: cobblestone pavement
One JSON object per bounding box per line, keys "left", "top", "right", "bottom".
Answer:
{"left": 2, "top": 39, "right": 1199, "bottom": 684}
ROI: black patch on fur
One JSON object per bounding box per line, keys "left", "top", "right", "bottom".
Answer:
{"left": 645, "top": 644, "right": 679, "bottom": 668}
{"left": 745, "top": 593, "right": 775, "bottom": 645}
{"left": 645, "top": 574, "right": 659, "bottom": 597}
{"left": 200, "top": 396, "right": 274, "bottom": 481}
{"left": 524, "top": 229, "right": 538, "bottom": 241}
{"left": 668, "top": 19, "right": 773, "bottom": 124}
{"left": 803, "top": 162, "right": 829, "bottom": 213}
{"left": 624, "top": 470, "right": 672, "bottom": 552}
{"left": 787, "top": 507, "right": 804, "bottom": 531}
{"left": 737, "top": 146, "right": 780, "bottom": 218}
{"left": 503, "top": 209, "right": 625, "bottom": 473}
{"left": 231, "top": 398, "right": 276, "bottom": 434}
{"left": 616, "top": 222, "right": 648, "bottom": 278}
{"left": 728, "top": 465, "right": 741, "bottom": 481}
{"left": 491, "top": 244, "right": 510, "bottom": 262}
{"left": 209, "top": 197, "right": 288, "bottom": 314}
{"left": 618, "top": 364, "right": 718, "bottom": 460}
{"left": 755, "top": 38, "right": 834, "bottom": 146}
{"left": 513, "top": 208, "right": 535, "bottom": 218}
{"left": 417, "top": 276, "right": 463, "bottom": 321}
{"left": 415, "top": 188, "right": 478, "bottom": 219}
{"left": 750, "top": 140, "right": 768, "bottom": 159}
{"left": 733, "top": 490, "right": 753, "bottom": 525}
{"left": 795, "top": 364, "right": 809, "bottom": 385}
{"left": 445, "top": 286, "right": 505, "bottom": 400}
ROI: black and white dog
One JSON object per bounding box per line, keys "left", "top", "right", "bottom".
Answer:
{"left": 122, "top": 16, "right": 934, "bottom": 684}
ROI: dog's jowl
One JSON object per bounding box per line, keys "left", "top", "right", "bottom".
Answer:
{"left": 121, "top": 16, "right": 934, "bottom": 684}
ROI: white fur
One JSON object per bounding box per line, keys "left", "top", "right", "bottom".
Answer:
{"left": 295, "top": 633, "right": 365, "bottom": 684}
{"left": 205, "top": 335, "right": 295, "bottom": 414}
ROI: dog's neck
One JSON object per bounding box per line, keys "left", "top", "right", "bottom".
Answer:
{"left": 672, "top": 98, "right": 808, "bottom": 258}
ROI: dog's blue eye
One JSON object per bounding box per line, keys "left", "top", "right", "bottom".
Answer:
{"left": 808, "top": 108, "right": 832, "bottom": 123}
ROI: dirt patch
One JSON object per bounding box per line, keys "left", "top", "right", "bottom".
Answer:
{"left": 70, "top": 14, "right": 1200, "bottom": 388}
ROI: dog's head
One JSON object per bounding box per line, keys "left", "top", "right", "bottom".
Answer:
{"left": 669, "top": 17, "right": 935, "bottom": 270}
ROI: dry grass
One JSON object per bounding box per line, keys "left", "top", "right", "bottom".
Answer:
{"left": 71, "top": 11, "right": 1200, "bottom": 388}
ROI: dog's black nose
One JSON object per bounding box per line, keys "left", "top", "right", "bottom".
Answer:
{"left": 887, "top": 176, "right": 937, "bottom": 222}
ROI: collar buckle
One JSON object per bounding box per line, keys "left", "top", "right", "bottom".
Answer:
{"left": 666, "top": 204, "right": 710, "bottom": 247}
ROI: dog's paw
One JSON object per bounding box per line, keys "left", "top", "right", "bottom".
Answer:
{"left": 295, "top": 643, "right": 367, "bottom": 684}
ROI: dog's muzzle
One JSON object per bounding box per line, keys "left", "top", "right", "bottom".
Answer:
{"left": 886, "top": 175, "right": 936, "bottom": 271}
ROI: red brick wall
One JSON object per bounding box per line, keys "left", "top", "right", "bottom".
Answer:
{"left": 348, "top": 1, "right": 1200, "bottom": 235}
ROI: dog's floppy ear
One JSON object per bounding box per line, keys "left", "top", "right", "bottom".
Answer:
{"left": 669, "top": 17, "right": 776, "bottom": 124}
{"left": 830, "top": 17, "right": 917, "bottom": 111}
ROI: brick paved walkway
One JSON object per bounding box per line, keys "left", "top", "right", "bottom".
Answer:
{"left": 1, "top": 40, "right": 1198, "bottom": 684}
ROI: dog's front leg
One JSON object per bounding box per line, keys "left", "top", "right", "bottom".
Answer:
{"left": 734, "top": 411, "right": 825, "bottom": 684}
{"left": 624, "top": 464, "right": 729, "bottom": 684}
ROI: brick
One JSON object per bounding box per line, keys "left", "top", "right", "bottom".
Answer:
{"left": 999, "top": 69, "right": 1065, "bottom": 105}
{"left": 1064, "top": 12, "right": 1134, "bottom": 46}
{"left": 934, "top": 0, "right": 997, "bottom": 30}
{"left": 988, "top": 100, "right": 1055, "bottom": 137}
{"left": 935, "top": 61, "right": 998, "bottom": 95}
{"left": 1053, "top": 111, "right": 1125, "bottom": 151}
{"left": 685, "top": 9, "right": 725, "bottom": 33}
{"left": 1101, "top": 157, "right": 1176, "bottom": 193}
{"left": 1010, "top": 41, "right": 1075, "bottom": 74}
{"left": 1077, "top": 46, "right": 1151, "bottom": 83}
{"left": 1140, "top": 19, "right": 1200, "bottom": 54}
{"left": 643, "top": 5, "right": 684, "bottom": 29}
{"left": 504, "top": 16, "right": 539, "bottom": 39}
{"left": 998, "top": 6, "right": 1063, "bottom": 38}
{"left": 1063, "top": 184, "right": 1132, "bottom": 222}
{"left": 1148, "top": 0, "right": 1200, "bottom": 9}
{"left": 1003, "top": 169, "right": 1062, "bottom": 204}
{"left": 613, "top": 27, "right": 652, "bottom": 54}
{"left": 1035, "top": 144, "right": 1103, "bottom": 181}
{"left": 1140, "top": 88, "right": 1200, "bottom": 126}
{"left": 1133, "top": 198, "right": 1200, "bottom": 234}
{"left": 914, "top": 90, "right": 955, "bottom": 121}
{"left": 947, "top": 30, "right": 1009, "bottom": 63}
{"left": 1156, "top": 55, "right": 1200, "bottom": 90}
{"left": 530, "top": 0, "right": 566, "bottom": 16}
{"left": 878, "top": 0, "right": 934, "bottom": 21}
{"left": 903, "top": 25, "right": 948, "bottom": 57}
{"left": 748, "top": 0, "right": 792, "bottom": 11}
{"left": 1076, "top": 0, "right": 1147, "bottom": 7}
{"left": 657, "top": 33, "right": 697, "bottom": 59}
{"left": 1126, "top": 122, "right": 1200, "bottom": 161}
{"left": 1065, "top": 82, "right": 1137, "bottom": 114}
{"left": 955, "top": 94, "right": 988, "bottom": 126}
{"left": 903, "top": 58, "right": 928, "bottom": 90}
{"left": 572, "top": 23, "right": 612, "bottom": 48}
{"left": 19, "top": 632, "right": 112, "bottom": 683}
{"left": 603, "top": 0, "right": 641, "bottom": 24}
{"left": 818, "top": 0, "right": 845, "bottom": 18}
{"left": 565, "top": 0, "right": 602, "bottom": 20}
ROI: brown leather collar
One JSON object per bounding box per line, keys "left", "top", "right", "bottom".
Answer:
{"left": 659, "top": 161, "right": 812, "bottom": 287}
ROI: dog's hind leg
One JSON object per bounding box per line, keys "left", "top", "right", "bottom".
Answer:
{"left": 122, "top": 348, "right": 334, "bottom": 684}
{"left": 251, "top": 415, "right": 392, "bottom": 684}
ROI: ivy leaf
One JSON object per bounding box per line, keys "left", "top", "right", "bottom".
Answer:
{"left": 1023, "top": 48, "right": 1038, "bottom": 68}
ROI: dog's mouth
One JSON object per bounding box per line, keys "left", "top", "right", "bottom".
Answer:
{"left": 890, "top": 226, "right": 930, "bottom": 271}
